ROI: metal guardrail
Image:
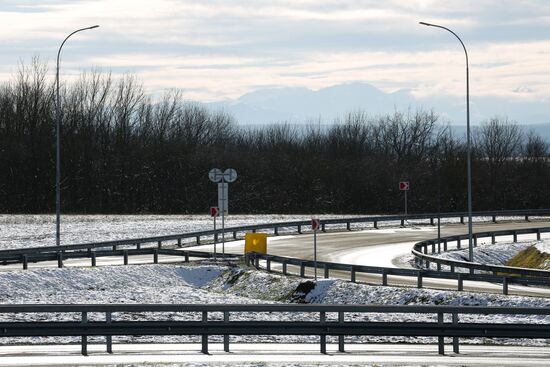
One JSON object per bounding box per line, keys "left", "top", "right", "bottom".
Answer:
{"left": 1, "top": 209, "right": 550, "bottom": 267}
{"left": 1, "top": 303, "right": 549, "bottom": 356}
{"left": 412, "top": 227, "right": 550, "bottom": 277}
{"left": 245, "top": 249, "right": 550, "bottom": 295}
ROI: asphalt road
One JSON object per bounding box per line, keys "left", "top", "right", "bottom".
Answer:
{"left": 189, "top": 219, "right": 550, "bottom": 297}
{"left": 1, "top": 343, "right": 549, "bottom": 366}
{"left": 6, "top": 219, "right": 550, "bottom": 297}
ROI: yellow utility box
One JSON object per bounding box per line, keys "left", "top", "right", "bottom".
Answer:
{"left": 244, "top": 233, "right": 268, "bottom": 255}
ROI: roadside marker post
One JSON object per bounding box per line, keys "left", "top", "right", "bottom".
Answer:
{"left": 312, "top": 218, "right": 321, "bottom": 281}
{"left": 208, "top": 168, "right": 237, "bottom": 256}
{"left": 399, "top": 181, "right": 410, "bottom": 224}
{"left": 210, "top": 207, "right": 220, "bottom": 257}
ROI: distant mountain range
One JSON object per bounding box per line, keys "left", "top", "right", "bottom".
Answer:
{"left": 207, "top": 83, "right": 550, "bottom": 137}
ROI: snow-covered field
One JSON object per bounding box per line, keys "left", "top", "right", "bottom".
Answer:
{"left": 0, "top": 261, "right": 548, "bottom": 348}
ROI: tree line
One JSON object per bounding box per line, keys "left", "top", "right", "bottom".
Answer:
{"left": 0, "top": 59, "right": 549, "bottom": 214}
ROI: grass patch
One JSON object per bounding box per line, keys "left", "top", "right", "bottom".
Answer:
{"left": 505, "top": 246, "right": 550, "bottom": 270}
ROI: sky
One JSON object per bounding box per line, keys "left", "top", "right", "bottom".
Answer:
{"left": 0, "top": 0, "right": 549, "bottom": 124}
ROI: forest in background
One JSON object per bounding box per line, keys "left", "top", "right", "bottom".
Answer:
{"left": 1, "top": 59, "right": 549, "bottom": 214}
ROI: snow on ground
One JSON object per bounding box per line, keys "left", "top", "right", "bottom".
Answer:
{"left": 536, "top": 240, "right": 550, "bottom": 255}
{"left": 0, "top": 261, "right": 548, "bottom": 348}
{"left": 0, "top": 214, "right": 536, "bottom": 250}
{"left": 420, "top": 239, "right": 539, "bottom": 273}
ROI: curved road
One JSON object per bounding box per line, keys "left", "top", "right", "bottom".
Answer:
{"left": 5, "top": 219, "right": 550, "bottom": 297}
{"left": 191, "top": 219, "right": 550, "bottom": 297}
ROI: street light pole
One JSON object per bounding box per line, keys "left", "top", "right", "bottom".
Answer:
{"left": 419, "top": 21, "right": 473, "bottom": 262}
{"left": 56, "top": 25, "right": 99, "bottom": 246}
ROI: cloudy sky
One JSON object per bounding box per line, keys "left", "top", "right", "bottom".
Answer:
{"left": 0, "top": 0, "right": 549, "bottom": 124}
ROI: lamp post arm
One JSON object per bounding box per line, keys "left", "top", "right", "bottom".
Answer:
{"left": 55, "top": 25, "right": 99, "bottom": 246}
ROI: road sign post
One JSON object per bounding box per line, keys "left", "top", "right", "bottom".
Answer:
{"left": 312, "top": 218, "right": 320, "bottom": 281}
{"left": 210, "top": 207, "right": 220, "bottom": 257}
{"left": 399, "top": 181, "right": 410, "bottom": 224}
{"left": 208, "top": 168, "right": 237, "bottom": 257}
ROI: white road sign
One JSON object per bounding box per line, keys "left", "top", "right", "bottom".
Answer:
{"left": 209, "top": 168, "right": 223, "bottom": 182}
{"left": 218, "top": 182, "right": 228, "bottom": 214}
{"left": 223, "top": 168, "right": 237, "bottom": 183}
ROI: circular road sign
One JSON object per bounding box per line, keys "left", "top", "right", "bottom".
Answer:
{"left": 223, "top": 168, "right": 238, "bottom": 183}
{"left": 209, "top": 168, "right": 223, "bottom": 182}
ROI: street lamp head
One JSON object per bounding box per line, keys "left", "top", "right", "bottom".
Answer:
{"left": 88, "top": 25, "right": 100, "bottom": 29}
{"left": 419, "top": 21, "right": 433, "bottom": 26}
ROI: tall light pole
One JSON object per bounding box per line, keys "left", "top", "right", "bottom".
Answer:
{"left": 419, "top": 21, "right": 473, "bottom": 262}
{"left": 56, "top": 25, "right": 99, "bottom": 246}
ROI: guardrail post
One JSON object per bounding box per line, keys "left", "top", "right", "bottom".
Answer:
{"left": 473, "top": 234, "right": 477, "bottom": 247}
{"left": 382, "top": 269, "right": 388, "bottom": 286}
{"left": 438, "top": 312, "right": 444, "bottom": 355}
{"left": 112, "top": 244, "right": 117, "bottom": 252}
{"left": 437, "top": 240, "right": 441, "bottom": 254}
{"left": 196, "top": 236, "right": 201, "bottom": 244}
{"left": 450, "top": 264, "right": 455, "bottom": 273}
{"left": 346, "top": 222, "right": 351, "bottom": 231}
{"left": 322, "top": 223, "right": 326, "bottom": 232}
{"left": 214, "top": 232, "right": 219, "bottom": 242}
{"left": 513, "top": 231, "right": 517, "bottom": 243}
{"left": 320, "top": 311, "right": 327, "bottom": 354}
{"left": 437, "top": 262, "right": 441, "bottom": 271}
{"left": 274, "top": 227, "right": 279, "bottom": 236}
{"left": 81, "top": 312, "right": 88, "bottom": 356}
{"left": 255, "top": 255, "right": 260, "bottom": 269}
{"left": 452, "top": 313, "right": 459, "bottom": 354}
{"left": 350, "top": 266, "right": 356, "bottom": 283}
{"left": 57, "top": 252, "right": 63, "bottom": 268}
{"left": 266, "top": 257, "right": 271, "bottom": 272}
{"left": 338, "top": 311, "right": 345, "bottom": 352}
{"left": 324, "top": 264, "right": 329, "bottom": 279}
{"left": 443, "top": 239, "right": 448, "bottom": 252}
{"left": 457, "top": 274, "right": 463, "bottom": 291}
{"left": 106, "top": 312, "right": 112, "bottom": 353}
{"left": 224, "top": 311, "right": 230, "bottom": 352}
{"left": 431, "top": 242, "right": 435, "bottom": 253}
{"left": 153, "top": 249, "right": 158, "bottom": 264}
{"left": 502, "top": 277, "right": 509, "bottom": 295}
{"left": 460, "top": 216, "right": 464, "bottom": 224}
{"left": 282, "top": 260, "right": 287, "bottom": 275}
{"left": 492, "top": 215, "right": 497, "bottom": 223}
{"left": 91, "top": 252, "right": 96, "bottom": 267}
{"left": 374, "top": 220, "right": 378, "bottom": 229}
{"left": 537, "top": 229, "right": 541, "bottom": 241}
{"left": 22, "top": 255, "right": 28, "bottom": 270}
{"left": 185, "top": 252, "right": 190, "bottom": 263}
{"left": 136, "top": 242, "right": 141, "bottom": 250}
{"left": 123, "top": 250, "right": 128, "bottom": 265}
{"left": 400, "top": 218, "right": 405, "bottom": 227}
{"left": 457, "top": 238, "right": 461, "bottom": 249}
{"left": 297, "top": 225, "right": 302, "bottom": 234}
{"left": 430, "top": 217, "right": 434, "bottom": 226}
{"left": 233, "top": 231, "right": 237, "bottom": 240}
{"left": 157, "top": 241, "right": 162, "bottom": 249}
{"left": 417, "top": 272, "right": 423, "bottom": 288}
{"left": 491, "top": 234, "right": 496, "bottom": 244}
{"left": 300, "top": 262, "right": 305, "bottom": 277}
{"left": 201, "top": 311, "right": 208, "bottom": 354}
{"left": 525, "top": 215, "right": 529, "bottom": 222}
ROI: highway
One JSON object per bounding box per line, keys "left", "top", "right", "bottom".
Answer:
{"left": 1, "top": 343, "right": 549, "bottom": 366}
{"left": 5, "top": 219, "right": 550, "bottom": 297}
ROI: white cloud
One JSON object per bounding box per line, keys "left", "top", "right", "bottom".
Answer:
{"left": 0, "top": 0, "right": 548, "bottom": 118}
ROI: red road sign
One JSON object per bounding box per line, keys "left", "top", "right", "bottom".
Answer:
{"left": 210, "top": 207, "right": 220, "bottom": 217}
{"left": 399, "top": 181, "right": 410, "bottom": 191}
{"left": 311, "top": 218, "right": 321, "bottom": 231}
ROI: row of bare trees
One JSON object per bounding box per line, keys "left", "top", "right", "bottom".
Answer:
{"left": 0, "top": 60, "right": 548, "bottom": 214}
